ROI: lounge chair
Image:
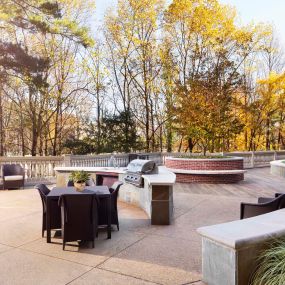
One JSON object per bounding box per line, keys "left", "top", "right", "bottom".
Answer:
{"left": 2, "top": 164, "right": 25, "bottom": 189}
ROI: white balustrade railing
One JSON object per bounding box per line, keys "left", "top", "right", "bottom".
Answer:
{"left": 67, "top": 154, "right": 130, "bottom": 168}
{"left": 0, "top": 156, "right": 64, "bottom": 182}
{"left": 224, "top": 151, "right": 285, "bottom": 168}
{"left": 1, "top": 151, "right": 285, "bottom": 183}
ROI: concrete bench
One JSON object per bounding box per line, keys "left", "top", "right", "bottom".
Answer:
{"left": 167, "top": 168, "right": 247, "bottom": 175}
{"left": 197, "top": 209, "right": 285, "bottom": 285}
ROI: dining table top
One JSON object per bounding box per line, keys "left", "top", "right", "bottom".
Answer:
{"left": 48, "top": 185, "right": 110, "bottom": 198}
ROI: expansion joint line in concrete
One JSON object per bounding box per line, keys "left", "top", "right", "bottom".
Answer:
{"left": 98, "top": 267, "right": 163, "bottom": 285}
{"left": 181, "top": 281, "right": 203, "bottom": 285}
{"left": 65, "top": 234, "right": 156, "bottom": 285}
{"left": 95, "top": 234, "right": 162, "bottom": 284}
{"left": 0, "top": 210, "right": 42, "bottom": 224}
{"left": 95, "top": 233, "right": 147, "bottom": 269}
{"left": 65, "top": 267, "right": 95, "bottom": 285}
{"left": 0, "top": 236, "right": 43, "bottom": 251}
{"left": 173, "top": 199, "right": 208, "bottom": 220}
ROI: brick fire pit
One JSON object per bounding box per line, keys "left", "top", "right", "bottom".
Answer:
{"left": 165, "top": 157, "right": 245, "bottom": 184}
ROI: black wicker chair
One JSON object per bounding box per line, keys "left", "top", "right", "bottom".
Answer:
{"left": 2, "top": 164, "right": 25, "bottom": 190}
{"left": 240, "top": 194, "right": 285, "bottom": 219}
{"left": 35, "top": 184, "right": 61, "bottom": 237}
{"left": 59, "top": 194, "right": 99, "bottom": 250}
{"left": 98, "top": 181, "right": 123, "bottom": 231}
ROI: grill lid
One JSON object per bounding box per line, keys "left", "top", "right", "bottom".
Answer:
{"left": 127, "top": 159, "right": 156, "bottom": 174}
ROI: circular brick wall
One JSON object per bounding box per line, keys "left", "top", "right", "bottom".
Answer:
{"left": 165, "top": 157, "right": 244, "bottom": 184}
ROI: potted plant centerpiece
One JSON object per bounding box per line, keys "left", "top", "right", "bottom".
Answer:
{"left": 69, "top": 171, "right": 90, "bottom": 192}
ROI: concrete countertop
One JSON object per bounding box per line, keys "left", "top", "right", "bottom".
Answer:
{"left": 143, "top": 166, "right": 176, "bottom": 185}
{"left": 54, "top": 166, "right": 176, "bottom": 186}
{"left": 197, "top": 209, "right": 285, "bottom": 249}
{"left": 54, "top": 166, "right": 127, "bottom": 174}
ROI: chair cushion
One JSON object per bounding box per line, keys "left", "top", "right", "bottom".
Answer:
{"left": 4, "top": 175, "right": 24, "bottom": 181}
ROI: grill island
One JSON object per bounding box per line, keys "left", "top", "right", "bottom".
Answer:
{"left": 54, "top": 162, "right": 176, "bottom": 225}
{"left": 124, "top": 159, "right": 158, "bottom": 187}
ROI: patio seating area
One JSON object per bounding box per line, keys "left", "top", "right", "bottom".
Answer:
{"left": 0, "top": 167, "right": 283, "bottom": 285}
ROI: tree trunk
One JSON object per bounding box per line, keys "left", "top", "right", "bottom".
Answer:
{"left": 52, "top": 100, "right": 60, "bottom": 156}
{"left": 20, "top": 118, "right": 25, "bottom": 156}
{"left": 150, "top": 102, "right": 156, "bottom": 151}
{"left": 166, "top": 121, "right": 173, "bottom": 152}
{"left": 39, "top": 127, "right": 44, "bottom": 156}
{"left": 244, "top": 130, "right": 248, "bottom": 151}
{"left": 178, "top": 136, "right": 183, "bottom": 152}
{"left": 145, "top": 98, "right": 150, "bottom": 152}
{"left": 188, "top": 138, "right": 195, "bottom": 153}
{"left": 265, "top": 117, "right": 270, "bottom": 150}
{"left": 0, "top": 92, "right": 4, "bottom": 156}
{"left": 31, "top": 127, "right": 38, "bottom": 156}
{"left": 96, "top": 90, "right": 101, "bottom": 153}
{"left": 159, "top": 125, "right": 163, "bottom": 152}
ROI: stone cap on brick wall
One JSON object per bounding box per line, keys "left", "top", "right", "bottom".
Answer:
{"left": 165, "top": 156, "right": 244, "bottom": 162}
{"left": 166, "top": 168, "right": 246, "bottom": 175}
{"left": 270, "top": 160, "right": 285, "bottom": 167}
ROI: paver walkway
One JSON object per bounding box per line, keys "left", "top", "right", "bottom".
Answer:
{"left": 0, "top": 167, "right": 282, "bottom": 285}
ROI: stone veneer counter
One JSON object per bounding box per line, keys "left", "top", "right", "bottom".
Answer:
{"left": 165, "top": 156, "right": 245, "bottom": 184}
{"left": 54, "top": 166, "right": 176, "bottom": 225}
{"left": 198, "top": 209, "right": 285, "bottom": 285}
{"left": 120, "top": 166, "right": 176, "bottom": 225}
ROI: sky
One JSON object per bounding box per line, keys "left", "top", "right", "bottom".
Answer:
{"left": 220, "top": 0, "right": 285, "bottom": 45}
{"left": 95, "top": 0, "right": 285, "bottom": 45}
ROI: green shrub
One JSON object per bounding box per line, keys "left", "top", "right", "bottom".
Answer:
{"left": 69, "top": 171, "right": 90, "bottom": 183}
{"left": 250, "top": 238, "right": 285, "bottom": 285}
{"left": 172, "top": 155, "right": 229, "bottom": 159}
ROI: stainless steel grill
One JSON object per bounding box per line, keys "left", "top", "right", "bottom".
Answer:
{"left": 124, "top": 159, "right": 157, "bottom": 187}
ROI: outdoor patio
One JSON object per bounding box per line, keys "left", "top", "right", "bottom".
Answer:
{"left": 0, "top": 167, "right": 283, "bottom": 285}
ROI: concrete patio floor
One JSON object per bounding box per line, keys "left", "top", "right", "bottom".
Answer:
{"left": 0, "top": 167, "right": 283, "bottom": 285}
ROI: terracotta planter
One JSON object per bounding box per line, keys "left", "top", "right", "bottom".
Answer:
{"left": 74, "top": 182, "right": 86, "bottom": 192}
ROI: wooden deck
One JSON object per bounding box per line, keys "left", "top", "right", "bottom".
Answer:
{"left": 174, "top": 167, "right": 284, "bottom": 199}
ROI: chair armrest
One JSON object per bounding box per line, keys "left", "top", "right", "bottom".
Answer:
{"left": 240, "top": 201, "right": 278, "bottom": 219}
{"left": 258, "top": 197, "right": 275, "bottom": 203}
